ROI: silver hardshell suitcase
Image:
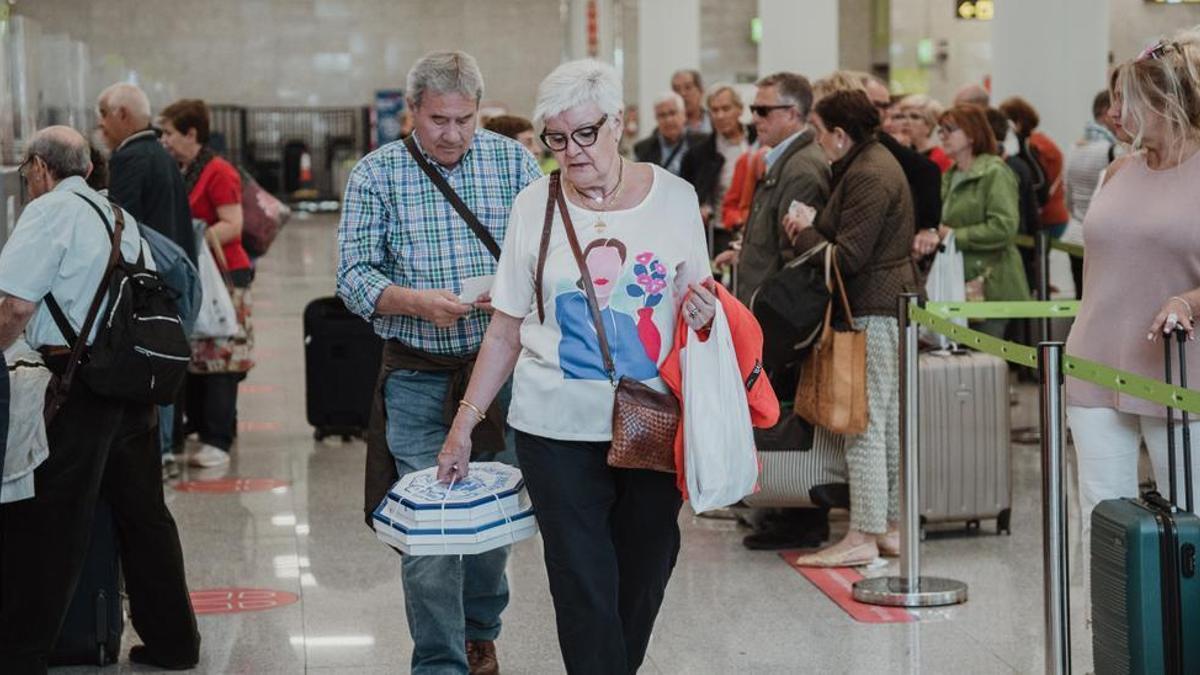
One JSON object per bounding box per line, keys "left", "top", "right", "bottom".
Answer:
{"left": 917, "top": 349, "right": 1013, "bottom": 534}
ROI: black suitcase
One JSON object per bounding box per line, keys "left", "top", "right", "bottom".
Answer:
{"left": 304, "top": 296, "right": 382, "bottom": 440}
{"left": 49, "top": 500, "right": 124, "bottom": 666}
{"left": 1091, "top": 328, "right": 1200, "bottom": 674}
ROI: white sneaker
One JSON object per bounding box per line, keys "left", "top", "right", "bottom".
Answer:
{"left": 189, "top": 444, "right": 230, "bottom": 468}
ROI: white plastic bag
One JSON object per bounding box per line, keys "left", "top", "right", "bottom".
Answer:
{"left": 1, "top": 339, "right": 51, "bottom": 503}
{"left": 192, "top": 228, "right": 238, "bottom": 339}
{"left": 683, "top": 302, "right": 758, "bottom": 513}
{"left": 923, "top": 231, "right": 967, "bottom": 349}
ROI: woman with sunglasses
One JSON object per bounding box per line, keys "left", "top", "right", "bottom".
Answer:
{"left": 924, "top": 104, "right": 1029, "bottom": 338}
{"left": 438, "top": 59, "right": 716, "bottom": 674}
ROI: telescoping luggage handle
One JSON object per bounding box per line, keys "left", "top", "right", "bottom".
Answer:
{"left": 1164, "top": 327, "right": 1194, "bottom": 513}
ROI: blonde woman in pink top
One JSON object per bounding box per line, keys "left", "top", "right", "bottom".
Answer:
{"left": 1066, "top": 30, "right": 1200, "bottom": 590}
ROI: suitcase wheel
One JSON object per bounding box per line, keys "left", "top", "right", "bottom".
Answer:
{"left": 966, "top": 519, "right": 981, "bottom": 533}
{"left": 997, "top": 509, "right": 1012, "bottom": 535}
{"left": 313, "top": 429, "right": 326, "bottom": 441}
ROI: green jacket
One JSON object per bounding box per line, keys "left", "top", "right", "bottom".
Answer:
{"left": 941, "top": 154, "right": 1031, "bottom": 302}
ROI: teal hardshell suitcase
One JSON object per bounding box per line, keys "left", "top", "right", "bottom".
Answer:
{"left": 1092, "top": 329, "right": 1200, "bottom": 675}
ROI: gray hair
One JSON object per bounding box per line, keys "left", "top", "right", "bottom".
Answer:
{"left": 532, "top": 59, "right": 624, "bottom": 129}
{"left": 705, "top": 84, "right": 743, "bottom": 109}
{"left": 27, "top": 126, "right": 91, "bottom": 180}
{"left": 98, "top": 82, "right": 151, "bottom": 125}
{"left": 406, "top": 51, "right": 485, "bottom": 108}
{"left": 757, "top": 72, "right": 814, "bottom": 117}
{"left": 653, "top": 91, "right": 685, "bottom": 113}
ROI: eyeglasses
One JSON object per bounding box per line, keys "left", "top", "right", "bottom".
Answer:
{"left": 903, "top": 112, "right": 926, "bottom": 121}
{"left": 18, "top": 154, "right": 39, "bottom": 179}
{"left": 872, "top": 101, "right": 891, "bottom": 112}
{"left": 937, "top": 124, "right": 960, "bottom": 136}
{"left": 750, "top": 104, "right": 795, "bottom": 118}
{"left": 541, "top": 114, "right": 608, "bottom": 152}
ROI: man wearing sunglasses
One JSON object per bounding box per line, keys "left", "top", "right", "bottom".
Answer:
{"left": 720, "top": 72, "right": 830, "bottom": 308}
{"left": 715, "top": 73, "right": 832, "bottom": 553}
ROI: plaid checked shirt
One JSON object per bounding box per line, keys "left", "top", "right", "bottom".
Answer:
{"left": 337, "top": 130, "right": 542, "bottom": 355}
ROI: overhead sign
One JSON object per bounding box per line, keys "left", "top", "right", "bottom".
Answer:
{"left": 957, "top": 0, "right": 994, "bottom": 20}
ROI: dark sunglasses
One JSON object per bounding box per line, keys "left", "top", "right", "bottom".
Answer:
{"left": 541, "top": 114, "right": 608, "bottom": 152}
{"left": 749, "top": 104, "right": 795, "bottom": 118}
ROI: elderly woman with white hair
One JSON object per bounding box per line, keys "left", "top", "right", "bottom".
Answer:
{"left": 899, "top": 94, "right": 952, "bottom": 172}
{"left": 438, "top": 59, "right": 716, "bottom": 674}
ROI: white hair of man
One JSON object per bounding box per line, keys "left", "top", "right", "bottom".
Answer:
{"left": 653, "top": 91, "right": 685, "bottom": 113}
{"left": 27, "top": 126, "right": 91, "bottom": 180}
{"left": 532, "top": 59, "right": 624, "bottom": 129}
{"left": 406, "top": 50, "right": 485, "bottom": 108}
{"left": 99, "top": 82, "right": 151, "bottom": 125}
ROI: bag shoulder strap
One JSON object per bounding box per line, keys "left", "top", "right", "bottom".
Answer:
{"left": 535, "top": 172, "right": 560, "bottom": 323}
{"left": 555, "top": 180, "right": 617, "bottom": 384}
{"left": 403, "top": 135, "right": 502, "bottom": 261}
{"left": 47, "top": 193, "right": 126, "bottom": 395}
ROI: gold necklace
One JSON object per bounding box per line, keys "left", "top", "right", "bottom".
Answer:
{"left": 567, "top": 159, "right": 625, "bottom": 232}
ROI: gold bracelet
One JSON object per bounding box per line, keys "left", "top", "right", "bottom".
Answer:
{"left": 458, "top": 399, "right": 486, "bottom": 423}
{"left": 1171, "top": 295, "right": 1195, "bottom": 321}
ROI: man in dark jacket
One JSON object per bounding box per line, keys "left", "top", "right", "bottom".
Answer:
{"left": 634, "top": 92, "right": 706, "bottom": 176}
{"left": 861, "top": 77, "right": 942, "bottom": 241}
{"left": 98, "top": 83, "right": 196, "bottom": 263}
{"left": 681, "top": 85, "right": 756, "bottom": 256}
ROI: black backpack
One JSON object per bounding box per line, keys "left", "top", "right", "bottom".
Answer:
{"left": 46, "top": 195, "right": 191, "bottom": 411}
{"left": 749, "top": 243, "right": 831, "bottom": 373}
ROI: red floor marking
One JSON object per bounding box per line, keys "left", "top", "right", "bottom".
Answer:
{"left": 238, "top": 421, "right": 282, "bottom": 432}
{"left": 191, "top": 588, "right": 299, "bottom": 614}
{"left": 238, "top": 384, "right": 279, "bottom": 394}
{"left": 781, "top": 553, "right": 916, "bottom": 624}
{"left": 174, "top": 478, "right": 290, "bottom": 493}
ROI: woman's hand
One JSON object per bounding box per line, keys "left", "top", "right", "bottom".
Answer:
{"left": 782, "top": 208, "right": 813, "bottom": 243}
{"left": 1149, "top": 295, "right": 1195, "bottom": 341}
{"left": 437, "top": 419, "right": 474, "bottom": 483}
{"left": 912, "top": 229, "right": 941, "bottom": 258}
{"left": 683, "top": 282, "right": 718, "bottom": 332}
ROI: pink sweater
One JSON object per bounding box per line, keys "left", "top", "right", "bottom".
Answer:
{"left": 1066, "top": 150, "right": 1200, "bottom": 417}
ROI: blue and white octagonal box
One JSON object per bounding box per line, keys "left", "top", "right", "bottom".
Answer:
{"left": 372, "top": 462, "right": 537, "bottom": 556}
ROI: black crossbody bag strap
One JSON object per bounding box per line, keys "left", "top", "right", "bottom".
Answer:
{"left": 403, "top": 135, "right": 502, "bottom": 261}
{"left": 44, "top": 194, "right": 125, "bottom": 407}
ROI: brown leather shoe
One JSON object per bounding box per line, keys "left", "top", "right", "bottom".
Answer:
{"left": 467, "top": 640, "right": 499, "bottom": 675}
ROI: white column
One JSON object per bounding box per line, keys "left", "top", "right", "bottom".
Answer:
{"left": 758, "top": 0, "right": 838, "bottom": 80}
{"left": 637, "top": 0, "right": 699, "bottom": 140}
{"left": 991, "top": 0, "right": 1110, "bottom": 148}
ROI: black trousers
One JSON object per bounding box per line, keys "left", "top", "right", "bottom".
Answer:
{"left": 0, "top": 382, "right": 200, "bottom": 674}
{"left": 185, "top": 372, "right": 241, "bottom": 451}
{"left": 515, "top": 431, "right": 682, "bottom": 675}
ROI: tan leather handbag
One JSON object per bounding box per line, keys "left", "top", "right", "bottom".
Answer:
{"left": 534, "top": 173, "right": 679, "bottom": 473}
{"left": 794, "top": 247, "right": 869, "bottom": 436}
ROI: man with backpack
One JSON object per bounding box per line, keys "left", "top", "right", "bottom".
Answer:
{"left": 0, "top": 127, "right": 199, "bottom": 673}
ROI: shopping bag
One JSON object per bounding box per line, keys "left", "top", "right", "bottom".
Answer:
{"left": 240, "top": 168, "right": 289, "bottom": 258}
{"left": 191, "top": 222, "right": 238, "bottom": 340}
{"left": 923, "top": 231, "right": 966, "bottom": 349}
{"left": 683, "top": 302, "right": 759, "bottom": 513}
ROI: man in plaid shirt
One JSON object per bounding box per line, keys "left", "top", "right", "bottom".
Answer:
{"left": 336, "top": 51, "right": 540, "bottom": 675}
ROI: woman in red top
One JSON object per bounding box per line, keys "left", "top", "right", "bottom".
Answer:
{"left": 1001, "top": 96, "right": 1070, "bottom": 238}
{"left": 160, "top": 99, "right": 255, "bottom": 469}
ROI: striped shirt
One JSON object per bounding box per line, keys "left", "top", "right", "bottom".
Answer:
{"left": 336, "top": 130, "right": 541, "bottom": 355}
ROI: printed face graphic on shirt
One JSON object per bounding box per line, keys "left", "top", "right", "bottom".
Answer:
{"left": 557, "top": 240, "right": 665, "bottom": 382}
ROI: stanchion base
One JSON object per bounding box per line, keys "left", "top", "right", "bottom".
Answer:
{"left": 852, "top": 576, "right": 968, "bottom": 607}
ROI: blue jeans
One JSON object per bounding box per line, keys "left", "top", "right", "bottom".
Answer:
{"left": 384, "top": 369, "right": 513, "bottom": 675}
{"left": 158, "top": 404, "right": 173, "bottom": 457}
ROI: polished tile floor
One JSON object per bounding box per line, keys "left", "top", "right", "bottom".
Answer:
{"left": 59, "top": 214, "right": 1095, "bottom": 674}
